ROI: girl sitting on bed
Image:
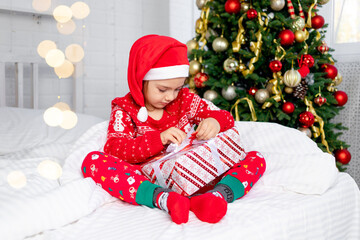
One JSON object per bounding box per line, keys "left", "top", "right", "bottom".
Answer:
{"left": 81, "top": 35, "right": 266, "bottom": 224}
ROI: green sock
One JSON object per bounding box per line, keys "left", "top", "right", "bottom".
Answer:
{"left": 214, "top": 175, "right": 245, "bottom": 203}
{"left": 135, "top": 181, "right": 162, "bottom": 208}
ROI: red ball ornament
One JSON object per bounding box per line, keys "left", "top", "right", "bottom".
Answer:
{"left": 279, "top": 29, "right": 295, "bottom": 46}
{"left": 282, "top": 102, "right": 295, "bottom": 114}
{"left": 269, "top": 60, "right": 282, "bottom": 72}
{"left": 301, "top": 54, "right": 315, "bottom": 68}
{"left": 317, "top": 42, "right": 329, "bottom": 54}
{"left": 194, "top": 72, "right": 209, "bottom": 88}
{"left": 333, "top": 90, "right": 348, "bottom": 106}
{"left": 334, "top": 149, "right": 351, "bottom": 165}
{"left": 314, "top": 95, "right": 327, "bottom": 106}
{"left": 311, "top": 15, "right": 325, "bottom": 29}
{"left": 298, "top": 111, "right": 315, "bottom": 127}
{"left": 321, "top": 64, "right": 338, "bottom": 79}
{"left": 248, "top": 87, "right": 258, "bottom": 95}
{"left": 247, "top": 8, "right": 258, "bottom": 20}
{"left": 225, "top": 0, "right": 241, "bottom": 14}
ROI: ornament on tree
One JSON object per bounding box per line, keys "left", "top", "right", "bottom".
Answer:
{"left": 333, "top": 90, "right": 348, "bottom": 106}
{"left": 223, "top": 57, "right": 239, "bottom": 73}
{"left": 196, "top": 0, "right": 209, "bottom": 9}
{"left": 188, "top": 77, "right": 196, "bottom": 89}
{"left": 269, "top": 60, "right": 282, "bottom": 72}
{"left": 317, "top": 41, "right": 329, "bottom": 54}
{"left": 279, "top": 29, "right": 295, "bottom": 46}
{"left": 305, "top": 73, "right": 315, "bottom": 85}
{"left": 205, "top": 28, "right": 218, "bottom": 40}
{"left": 333, "top": 73, "right": 343, "bottom": 86}
{"left": 203, "top": 89, "right": 218, "bottom": 101}
{"left": 186, "top": 39, "right": 199, "bottom": 55}
{"left": 286, "top": 0, "right": 296, "bottom": 19}
{"left": 294, "top": 30, "right": 306, "bottom": 42}
{"left": 284, "top": 86, "right": 294, "bottom": 94}
{"left": 254, "top": 89, "right": 270, "bottom": 104}
{"left": 311, "top": 15, "right": 325, "bottom": 29}
{"left": 225, "top": 0, "right": 241, "bottom": 14}
{"left": 291, "top": 16, "right": 306, "bottom": 31}
{"left": 282, "top": 102, "right": 295, "bottom": 114}
{"left": 212, "top": 36, "right": 229, "bottom": 52}
{"left": 301, "top": 54, "right": 315, "bottom": 68}
{"left": 318, "top": 0, "right": 330, "bottom": 5}
{"left": 248, "top": 87, "right": 258, "bottom": 96}
{"left": 298, "top": 65, "right": 310, "bottom": 78}
{"left": 314, "top": 95, "right": 327, "bottom": 107}
{"left": 298, "top": 111, "right": 315, "bottom": 128}
{"left": 334, "top": 149, "right": 352, "bottom": 165}
{"left": 284, "top": 68, "right": 301, "bottom": 87}
{"left": 321, "top": 64, "right": 338, "bottom": 79}
{"left": 222, "top": 85, "right": 237, "bottom": 100}
{"left": 247, "top": 9, "right": 258, "bottom": 20}
{"left": 194, "top": 72, "right": 209, "bottom": 88}
{"left": 293, "top": 79, "right": 308, "bottom": 100}
{"left": 270, "top": 0, "right": 285, "bottom": 11}
{"left": 298, "top": 127, "right": 312, "bottom": 138}
{"left": 189, "top": 59, "right": 202, "bottom": 75}
{"left": 240, "top": 2, "right": 250, "bottom": 13}
{"left": 189, "top": 88, "right": 198, "bottom": 94}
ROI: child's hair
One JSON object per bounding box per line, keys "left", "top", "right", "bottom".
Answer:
{"left": 127, "top": 35, "right": 189, "bottom": 122}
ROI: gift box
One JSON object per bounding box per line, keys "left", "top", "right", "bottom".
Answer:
{"left": 140, "top": 127, "right": 247, "bottom": 196}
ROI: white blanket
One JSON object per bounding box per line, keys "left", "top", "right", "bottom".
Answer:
{"left": 0, "top": 121, "right": 341, "bottom": 239}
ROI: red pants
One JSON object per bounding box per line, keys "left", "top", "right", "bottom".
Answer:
{"left": 81, "top": 151, "right": 266, "bottom": 205}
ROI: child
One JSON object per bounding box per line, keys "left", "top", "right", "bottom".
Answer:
{"left": 81, "top": 35, "right": 266, "bottom": 224}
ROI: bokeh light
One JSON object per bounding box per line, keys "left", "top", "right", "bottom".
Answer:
{"left": 37, "top": 160, "right": 63, "bottom": 180}
{"left": 7, "top": 171, "right": 27, "bottom": 189}
{"left": 60, "top": 110, "right": 78, "bottom": 129}
{"left": 53, "top": 102, "right": 71, "bottom": 111}
{"left": 71, "top": 2, "right": 90, "bottom": 19}
{"left": 54, "top": 59, "right": 74, "bottom": 78}
{"left": 45, "top": 49, "right": 65, "bottom": 68}
{"left": 37, "top": 40, "right": 57, "bottom": 58}
{"left": 57, "top": 19, "right": 76, "bottom": 35}
{"left": 32, "top": 0, "right": 51, "bottom": 12}
{"left": 65, "top": 44, "right": 84, "bottom": 63}
{"left": 53, "top": 5, "right": 73, "bottom": 23}
{"left": 43, "top": 107, "right": 64, "bottom": 126}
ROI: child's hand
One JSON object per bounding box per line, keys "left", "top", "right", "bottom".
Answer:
{"left": 195, "top": 117, "right": 220, "bottom": 141}
{"left": 160, "top": 127, "right": 187, "bottom": 145}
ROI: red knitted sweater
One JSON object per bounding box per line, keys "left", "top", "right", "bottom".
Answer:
{"left": 104, "top": 88, "right": 234, "bottom": 164}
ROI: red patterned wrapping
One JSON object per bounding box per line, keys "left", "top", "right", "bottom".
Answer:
{"left": 140, "top": 127, "right": 247, "bottom": 196}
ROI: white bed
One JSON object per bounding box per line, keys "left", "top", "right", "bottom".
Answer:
{"left": 1, "top": 107, "right": 359, "bottom": 240}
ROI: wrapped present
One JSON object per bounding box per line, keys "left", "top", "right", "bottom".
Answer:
{"left": 140, "top": 127, "right": 247, "bottom": 196}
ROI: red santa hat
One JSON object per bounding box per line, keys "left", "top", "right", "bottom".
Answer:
{"left": 127, "top": 35, "right": 189, "bottom": 122}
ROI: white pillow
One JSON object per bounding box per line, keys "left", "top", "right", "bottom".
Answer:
{"left": 235, "top": 121, "right": 339, "bottom": 195}
{"left": 0, "top": 107, "right": 104, "bottom": 155}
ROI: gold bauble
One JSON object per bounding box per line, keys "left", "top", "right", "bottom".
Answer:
{"left": 204, "top": 89, "right": 218, "bottom": 101}
{"left": 188, "top": 77, "right": 196, "bottom": 89}
{"left": 298, "top": 127, "right": 312, "bottom": 138}
{"left": 223, "top": 57, "right": 239, "bottom": 73}
{"left": 270, "top": 0, "right": 285, "bottom": 11}
{"left": 284, "top": 68, "right": 301, "bottom": 87}
{"left": 241, "top": 2, "right": 250, "bottom": 13}
{"left": 295, "top": 30, "right": 306, "bottom": 43}
{"left": 266, "top": 83, "right": 274, "bottom": 94}
{"left": 318, "top": 0, "right": 330, "bottom": 4}
{"left": 254, "top": 89, "right": 270, "bottom": 104}
{"left": 291, "top": 16, "right": 306, "bottom": 32}
{"left": 189, "top": 60, "right": 202, "bottom": 75}
{"left": 333, "top": 73, "right": 343, "bottom": 86}
{"left": 186, "top": 39, "right": 199, "bottom": 55}
{"left": 212, "top": 37, "right": 229, "bottom": 52}
{"left": 196, "top": 0, "right": 208, "bottom": 9}
{"left": 284, "top": 86, "right": 294, "bottom": 94}
{"left": 189, "top": 88, "right": 198, "bottom": 94}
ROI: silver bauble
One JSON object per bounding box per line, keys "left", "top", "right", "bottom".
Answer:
{"left": 284, "top": 68, "right": 301, "bottom": 87}
{"left": 204, "top": 89, "right": 218, "bottom": 102}
{"left": 298, "top": 127, "right": 312, "bottom": 138}
{"left": 270, "top": 0, "right": 285, "bottom": 11}
{"left": 223, "top": 58, "right": 239, "bottom": 73}
{"left": 254, "top": 89, "right": 270, "bottom": 104}
{"left": 291, "top": 16, "right": 306, "bottom": 32}
{"left": 222, "top": 85, "right": 237, "bottom": 100}
{"left": 186, "top": 39, "right": 199, "bottom": 55}
{"left": 212, "top": 37, "right": 229, "bottom": 52}
{"left": 196, "top": 0, "right": 208, "bottom": 9}
{"left": 318, "top": 0, "right": 330, "bottom": 4}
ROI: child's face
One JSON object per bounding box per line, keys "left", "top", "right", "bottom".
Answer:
{"left": 143, "top": 77, "right": 186, "bottom": 110}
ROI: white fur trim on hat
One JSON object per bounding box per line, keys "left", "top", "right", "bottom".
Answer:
{"left": 137, "top": 106, "right": 148, "bottom": 122}
{"left": 143, "top": 65, "right": 189, "bottom": 80}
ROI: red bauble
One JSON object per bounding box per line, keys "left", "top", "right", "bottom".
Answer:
{"left": 282, "top": 102, "right": 295, "bottom": 114}
{"left": 279, "top": 29, "right": 295, "bottom": 46}
{"left": 269, "top": 60, "right": 282, "bottom": 72}
{"left": 321, "top": 64, "right": 338, "bottom": 79}
{"left": 225, "top": 0, "right": 241, "bottom": 14}
{"left": 333, "top": 90, "right": 348, "bottom": 106}
{"left": 301, "top": 54, "right": 315, "bottom": 68}
{"left": 314, "top": 96, "right": 327, "bottom": 106}
{"left": 247, "top": 8, "right": 258, "bottom": 19}
{"left": 311, "top": 15, "right": 325, "bottom": 29}
{"left": 298, "top": 111, "right": 315, "bottom": 127}
{"left": 194, "top": 72, "right": 209, "bottom": 88}
{"left": 334, "top": 149, "right": 352, "bottom": 165}
{"left": 317, "top": 42, "right": 329, "bottom": 54}
{"left": 298, "top": 65, "right": 310, "bottom": 78}
{"left": 248, "top": 87, "right": 258, "bottom": 95}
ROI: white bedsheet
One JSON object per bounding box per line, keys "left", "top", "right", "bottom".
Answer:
{"left": 0, "top": 120, "right": 359, "bottom": 240}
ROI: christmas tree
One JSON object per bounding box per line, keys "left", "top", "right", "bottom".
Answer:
{"left": 187, "top": 0, "right": 351, "bottom": 171}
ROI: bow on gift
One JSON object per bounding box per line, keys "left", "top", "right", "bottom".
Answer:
{"left": 153, "top": 126, "right": 225, "bottom": 188}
